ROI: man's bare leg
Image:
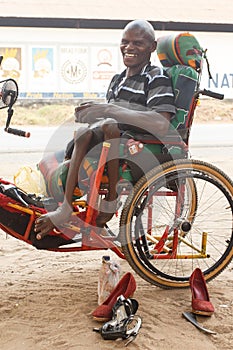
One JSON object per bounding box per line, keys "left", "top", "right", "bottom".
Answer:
{"left": 96, "top": 120, "right": 120, "bottom": 228}
{"left": 34, "top": 127, "right": 93, "bottom": 239}
{"left": 35, "top": 120, "right": 121, "bottom": 238}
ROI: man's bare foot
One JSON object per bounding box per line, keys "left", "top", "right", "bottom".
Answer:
{"left": 34, "top": 203, "right": 73, "bottom": 240}
{"left": 35, "top": 212, "right": 59, "bottom": 240}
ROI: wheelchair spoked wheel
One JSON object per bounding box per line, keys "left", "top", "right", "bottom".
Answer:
{"left": 166, "top": 176, "right": 198, "bottom": 249}
{"left": 104, "top": 181, "right": 135, "bottom": 241}
{"left": 120, "top": 159, "right": 233, "bottom": 288}
{"left": 105, "top": 176, "right": 197, "bottom": 244}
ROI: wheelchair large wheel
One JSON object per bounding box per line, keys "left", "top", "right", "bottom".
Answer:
{"left": 120, "top": 159, "right": 233, "bottom": 288}
{"left": 104, "top": 181, "right": 134, "bottom": 241}
{"left": 166, "top": 176, "right": 197, "bottom": 248}
{"left": 105, "top": 168, "right": 198, "bottom": 244}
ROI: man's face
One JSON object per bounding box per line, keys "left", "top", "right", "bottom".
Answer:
{"left": 120, "top": 28, "right": 156, "bottom": 74}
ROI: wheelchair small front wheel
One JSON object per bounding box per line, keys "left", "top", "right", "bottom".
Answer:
{"left": 120, "top": 159, "right": 233, "bottom": 288}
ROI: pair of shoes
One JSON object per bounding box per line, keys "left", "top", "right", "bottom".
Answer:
{"left": 189, "top": 268, "right": 214, "bottom": 316}
{"left": 92, "top": 272, "right": 136, "bottom": 322}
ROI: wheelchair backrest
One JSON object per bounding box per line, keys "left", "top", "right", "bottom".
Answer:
{"left": 157, "top": 32, "right": 204, "bottom": 142}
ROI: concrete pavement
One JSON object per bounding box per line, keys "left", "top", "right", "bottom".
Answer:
{"left": 0, "top": 123, "right": 232, "bottom": 180}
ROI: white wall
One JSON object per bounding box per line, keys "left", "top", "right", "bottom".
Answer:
{"left": 0, "top": 27, "right": 232, "bottom": 99}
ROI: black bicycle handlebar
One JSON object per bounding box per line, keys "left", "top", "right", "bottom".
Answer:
{"left": 201, "top": 89, "right": 224, "bottom": 100}
{"left": 5, "top": 127, "right": 30, "bottom": 138}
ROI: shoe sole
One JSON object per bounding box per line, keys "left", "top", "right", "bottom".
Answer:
{"left": 92, "top": 316, "right": 111, "bottom": 322}
{"left": 192, "top": 309, "right": 214, "bottom": 317}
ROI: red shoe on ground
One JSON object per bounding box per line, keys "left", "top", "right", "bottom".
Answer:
{"left": 189, "top": 268, "right": 214, "bottom": 316}
{"left": 92, "top": 272, "right": 136, "bottom": 322}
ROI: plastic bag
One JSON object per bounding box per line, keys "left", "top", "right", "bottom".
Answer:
{"left": 98, "top": 256, "right": 121, "bottom": 305}
{"left": 14, "top": 166, "right": 47, "bottom": 196}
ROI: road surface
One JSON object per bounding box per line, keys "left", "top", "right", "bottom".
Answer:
{"left": 0, "top": 123, "right": 232, "bottom": 180}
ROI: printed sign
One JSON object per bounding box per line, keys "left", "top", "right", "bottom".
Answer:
{"left": 29, "top": 47, "right": 56, "bottom": 91}
{"left": 0, "top": 47, "right": 22, "bottom": 81}
{"left": 90, "top": 46, "right": 119, "bottom": 91}
{"left": 59, "top": 46, "right": 89, "bottom": 91}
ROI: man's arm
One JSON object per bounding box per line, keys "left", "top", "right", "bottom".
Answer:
{"left": 75, "top": 103, "right": 171, "bottom": 137}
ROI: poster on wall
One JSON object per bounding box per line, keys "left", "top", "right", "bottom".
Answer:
{"left": 59, "top": 46, "right": 89, "bottom": 93}
{"left": 0, "top": 47, "right": 23, "bottom": 83}
{"left": 28, "top": 47, "right": 56, "bottom": 92}
{"left": 90, "top": 46, "right": 119, "bottom": 92}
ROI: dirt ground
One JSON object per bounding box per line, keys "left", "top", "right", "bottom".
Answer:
{"left": 2, "top": 98, "right": 233, "bottom": 127}
{"left": 0, "top": 235, "right": 232, "bottom": 350}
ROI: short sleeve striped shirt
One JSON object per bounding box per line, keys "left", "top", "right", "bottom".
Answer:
{"left": 106, "top": 64, "right": 176, "bottom": 116}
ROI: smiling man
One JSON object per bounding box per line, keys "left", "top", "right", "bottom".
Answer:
{"left": 35, "top": 19, "right": 176, "bottom": 239}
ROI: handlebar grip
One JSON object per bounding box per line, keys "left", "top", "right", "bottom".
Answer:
{"left": 202, "top": 89, "right": 224, "bottom": 100}
{"left": 5, "top": 127, "right": 30, "bottom": 138}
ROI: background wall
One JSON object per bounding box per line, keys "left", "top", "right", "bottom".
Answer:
{"left": 0, "top": 27, "right": 232, "bottom": 100}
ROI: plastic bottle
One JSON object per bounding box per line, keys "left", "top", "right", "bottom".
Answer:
{"left": 97, "top": 255, "right": 120, "bottom": 305}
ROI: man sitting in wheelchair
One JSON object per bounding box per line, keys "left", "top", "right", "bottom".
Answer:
{"left": 35, "top": 19, "right": 201, "bottom": 239}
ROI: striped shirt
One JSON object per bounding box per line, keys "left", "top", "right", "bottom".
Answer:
{"left": 106, "top": 64, "right": 176, "bottom": 116}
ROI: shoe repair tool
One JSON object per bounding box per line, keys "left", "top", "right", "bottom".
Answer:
{"left": 182, "top": 311, "right": 217, "bottom": 334}
{"left": 93, "top": 295, "right": 142, "bottom": 346}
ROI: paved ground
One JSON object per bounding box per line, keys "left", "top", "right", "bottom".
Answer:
{"left": 1, "top": 123, "right": 232, "bottom": 180}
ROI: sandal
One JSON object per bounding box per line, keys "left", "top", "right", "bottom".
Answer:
{"left": 93, "top": 295, "right": 142, "bottom": 346}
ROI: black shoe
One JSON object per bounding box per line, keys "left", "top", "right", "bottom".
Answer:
{"left": 93, "top": 295, "right": 142, "bottom": 345}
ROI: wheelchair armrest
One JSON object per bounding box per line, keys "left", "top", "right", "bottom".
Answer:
{"left": 132, "top": 129, "right": 189, "bottom": 146}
